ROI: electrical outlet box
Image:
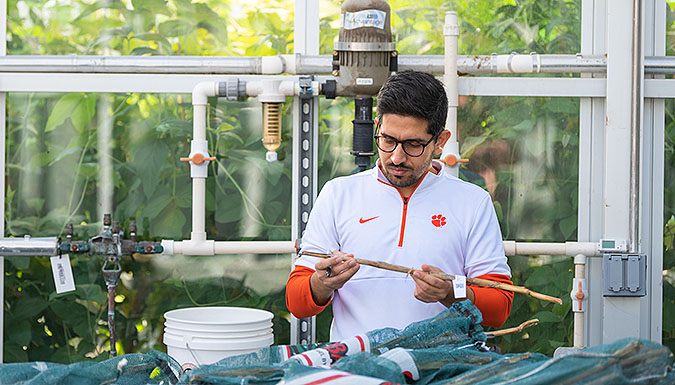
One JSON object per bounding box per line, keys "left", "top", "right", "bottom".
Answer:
{"left": 602, "top": 254, "right": 647, "bottom": 297}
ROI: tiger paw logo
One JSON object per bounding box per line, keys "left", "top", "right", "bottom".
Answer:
{"left": 431, "top": 214, "right": 446, "bottom": 228}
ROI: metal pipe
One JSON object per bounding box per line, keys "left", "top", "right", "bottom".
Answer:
{"left": 629, "top": 0, "right": 642, "bottom": 253}
{"left": 0, "top": 236, "right": 58, "bottom": 256}
{"left": 643, "top": 56, "right": 675, "bottom": 74}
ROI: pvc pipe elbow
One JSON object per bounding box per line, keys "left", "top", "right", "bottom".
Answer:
{"left": 261, "top": 56, "right": 284, "bottom": 74}
{"left": 192, "top": 82, "right": 217, "bottom": 105}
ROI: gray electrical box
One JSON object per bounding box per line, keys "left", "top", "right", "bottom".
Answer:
{"left": 602, "top": 254, "right": 647, "bottom": 297}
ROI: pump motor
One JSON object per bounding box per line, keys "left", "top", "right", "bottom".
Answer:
{"left": 333, "top": 0, "right": 397, "bottom": 97}
{"left": 330, "top": 0, "right": 397, "bottom": 171}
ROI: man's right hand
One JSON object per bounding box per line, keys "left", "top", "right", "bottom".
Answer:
{"left": 309, "top": 251, "right": 360, "bottom": 306}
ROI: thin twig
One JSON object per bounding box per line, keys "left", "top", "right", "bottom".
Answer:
{"left": 300, "top": 251, "right": 563, "bottom": 305}
{"left": 486, "top": 319, "right": 539, "bottom": 338}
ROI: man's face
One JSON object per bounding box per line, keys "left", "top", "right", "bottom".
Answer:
{"left": 377, "top": 114, "right": 446, "bottom": 189}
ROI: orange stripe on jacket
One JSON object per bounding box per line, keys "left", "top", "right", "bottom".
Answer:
{"left": 287, "top": 266, "right": 513, "bottom": 327}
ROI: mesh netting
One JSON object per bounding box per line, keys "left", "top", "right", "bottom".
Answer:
{"left": 0, "top": 351, "right": 181, "bottom": 384}
{"left": 2, "top": 300, "right": 674, "bottom": 385}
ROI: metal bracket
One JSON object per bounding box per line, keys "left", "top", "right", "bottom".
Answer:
{"left": 292, "top": 81, "right": 316, "bottom": 345}
{"left": 299, "top": 77, "right": 313, "bottom": 99}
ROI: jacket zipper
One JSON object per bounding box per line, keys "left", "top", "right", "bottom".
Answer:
{"left": 398, "top": 197, "right": 409, "bottom": 247}
{"left": 377, "top": 170, "right": 430, "bottom": 248}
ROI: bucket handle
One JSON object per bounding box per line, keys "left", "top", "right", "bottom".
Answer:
{"left": 185, "top": 341, "right": 202, "bottom": 367}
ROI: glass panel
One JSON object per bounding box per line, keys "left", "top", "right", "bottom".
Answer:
{"left": 8, "top": 0, "right": 293, "bottom": 55}
{"left": 317, "top": 96, "right": 579, "bottom": 354}
{"left": 319, "top": 0, "right": 581, "bottom": 55}
{"left": 4, "top": 92, "right": 292, "bottom": 361}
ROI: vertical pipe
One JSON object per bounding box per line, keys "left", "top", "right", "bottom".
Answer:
{"left": 442, "top": 11, "right": 460, "bottom": 177}
{"left": 193, "top": 104, "right": 207, "bottom": 142}
{"left": 628, "top": 0, "right": 642, "bottom": 253}
{"left": 191, "top": 179, "right": 206, "bottom": 240}
{"left": 97, "top": 96, "right": 113, "bottom": 222}
{"left": 573, "top": 254, "right": 586, "bottom": 347}
{"left": 190, "top": 102, "right": 207, "bottom": 241}
{"left": 443, "top": 11, "right": 459, "bottom": 141}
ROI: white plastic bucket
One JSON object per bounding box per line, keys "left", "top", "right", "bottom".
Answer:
{"left": 163, "top": 306, "right": 274, "bottom": 371}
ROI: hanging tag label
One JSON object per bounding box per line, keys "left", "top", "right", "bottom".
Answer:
{"left": 453, "top": 275, "right": 466, "bottom": 299}
{"left": 50, "top": 255, "right": 76, "bottom": 293}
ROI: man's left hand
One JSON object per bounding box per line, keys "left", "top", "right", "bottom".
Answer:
{"left": 412, "top": 264, "right": 474, "bottom": 307}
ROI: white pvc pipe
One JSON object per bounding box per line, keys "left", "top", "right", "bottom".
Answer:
{"left": 189, "top": 82, "right": 217, "bottom": 242}
{"left": 191, "top": 179, "right": 206, "bottom": 239}
{"left": 161, "top": 240, "right": 295, "bottom": 255}
{"left": 573, "top": 254, "right": 587, "bottom": 347}
{"left": 443, "top": 11, "right": 459, "bottom": 142}
{"left": 442, "top": 11, "right": 460, "bottom": 178}
{"left": 502, "top": 241, "right": 600, "bottom": 257}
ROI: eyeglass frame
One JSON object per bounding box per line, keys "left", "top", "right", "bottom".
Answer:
{"left": 373, "top": 119, "right": 440, "bottom": 158}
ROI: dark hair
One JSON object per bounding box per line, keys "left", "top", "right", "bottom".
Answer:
{"left": 376, "top": 70, "right": 448, "bottom": 138}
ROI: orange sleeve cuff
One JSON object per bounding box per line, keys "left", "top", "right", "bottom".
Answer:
{"left": 286, "top": 266, "right": 331, "bottom": 318}
{"left": 469, "top": 273, "right": 514, "bottom": 328}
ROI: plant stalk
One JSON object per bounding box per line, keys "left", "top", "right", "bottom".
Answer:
{"left": 299, "top": 251, "right": 563, "bottom": 304}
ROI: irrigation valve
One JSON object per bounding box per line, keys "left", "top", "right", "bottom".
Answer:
{"left": 259, "top": 80, "right": 286, "bottom": 162}
{"left": 571, "top": 278, "right": 587, "bottom": 313}
{"left": 180, "top": 139, "right": 215, "bottom": 178}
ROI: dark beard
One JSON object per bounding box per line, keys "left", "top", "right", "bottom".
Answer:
{"left": 383, "top": 156, "right": 433, "bottom": 188}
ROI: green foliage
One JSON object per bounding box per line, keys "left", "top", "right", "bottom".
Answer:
{"left": 6, "top": 0, "right": 296, "bottom": 362}
{"left": 496, "top": 256, "right": 573, "bottom": 353}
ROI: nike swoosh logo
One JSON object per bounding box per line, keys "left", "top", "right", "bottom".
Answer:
{"left": 359, "top": 216, "right": 379, "bottom": 224}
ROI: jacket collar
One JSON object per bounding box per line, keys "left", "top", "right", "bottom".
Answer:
{"left": 372, "top": 159, "right": 444, "bottom": 192}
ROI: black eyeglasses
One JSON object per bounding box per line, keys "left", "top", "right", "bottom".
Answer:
{"left": 374, "top": 121, "right": 437, "bottom": 157}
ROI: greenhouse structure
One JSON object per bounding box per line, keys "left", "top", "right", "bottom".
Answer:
{"left": 0, "top": 0, "right": 673, "bottom": 383}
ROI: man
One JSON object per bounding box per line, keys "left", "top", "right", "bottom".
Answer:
{"left": 286, "top": 71, "right": 513, "bottom": 341}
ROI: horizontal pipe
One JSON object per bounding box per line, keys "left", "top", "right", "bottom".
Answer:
{"left": 0, "top": 237, "right": 58, "bottom": 256}
{"left": 8, "top": 55, "right": 675, "bottom": 75}
{"left": 160, "top": 239, "right": 600, "bottom": 258}
{"left": 161, "top": 240, "right": 296, "bottom": 255}
{"left": 503, "top": 241, "right": 601, "bottom": 257}
{"left": 8, "top": 54, "right": 673, "bottom": 75}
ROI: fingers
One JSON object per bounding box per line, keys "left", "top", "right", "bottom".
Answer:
{"left": 412, "top": 264, "right": 453, "bottom": 303}
{"left": 314, "top": 254, "right": 359, "bottom": 291}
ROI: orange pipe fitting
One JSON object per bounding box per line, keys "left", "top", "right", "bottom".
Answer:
{"left": 180, "top": 153, "right": 216, "bottom": 165}
{"left": 441, "top": 154, "right": 469, "bottom": 167}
